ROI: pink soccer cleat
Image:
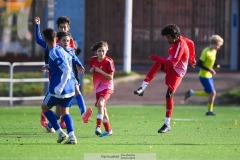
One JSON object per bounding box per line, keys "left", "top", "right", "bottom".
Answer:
{"left": 40, "top": 111, "right": 47, "bottom": 128}
{"left": 82, "top": 108, "right": 93, "bottom": 123}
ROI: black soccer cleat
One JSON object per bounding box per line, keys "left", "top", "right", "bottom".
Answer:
{"left": 206, "top": 111, "right": 216, "bottom": 116}
{"left": 157, "top": 124, "right": 171, "bottom": 133}
{"left": 134, "top": 87, "right": 144, "bottom": 96}
{"left": 184, "top": 89, "right": 194, "bottom": 101}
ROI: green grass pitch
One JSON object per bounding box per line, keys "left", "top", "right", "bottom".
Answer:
{"left": 0, "top": 105, "right": 239, "bottom": 160}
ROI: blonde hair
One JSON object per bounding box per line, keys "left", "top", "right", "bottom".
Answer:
{"left": 210, "top": 35, "right": 224, "bottom": 46}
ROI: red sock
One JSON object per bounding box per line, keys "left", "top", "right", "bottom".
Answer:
{"left": 103, "top": 121, "right": 111, "bottom": 132}
{"left": 166, "top": 97, "right": 174, "bottom": 118}
{"left": 60, "top": 117, "right": 64, "bottom": 123}
{"left": 144, "top": 62, "right": 162, "bottom": 82}
{"left": 96, "top": 118, "right": 102, "bottom": 128}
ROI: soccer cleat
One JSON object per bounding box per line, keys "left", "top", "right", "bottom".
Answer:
{"left": 46, "top": 124, "right": 55, "bottom": 133}
{"left": 64, "top": 136, "right": 77, "bottom": 144}
{"left": 99, "top": 130, "right": 113, "bottom": 137}
{"left": 158, "top": 124, "right": 171, "bottom": 133}
{"left": 57, "top": 132, "right": 68, "bottom": 143}
{"left": 134, "top": 87, "right": 144, "bottom": 96}
{"left": 60, "top": 118, "right": 66, "bottom": 129}
{"left": 82, "top": 108, "right": 93, "bottom": 123}
{"left": 206, "top": 111, "right": 216, "bottom": 116}
{"left": 95, "top": 127, "right": 101, "bottom": 136}
{"left": 184, "top": 89, "right": 194, "bottom": 100}
{"left": 40, "top": 111, "right": 47, "bottom": 128}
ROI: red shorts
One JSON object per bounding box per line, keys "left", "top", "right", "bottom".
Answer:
{"left": 95, "top": 89, "right": 113, "bottom": 107}
{"left": 165, "top": 68, "right": 182, "bottom": 93}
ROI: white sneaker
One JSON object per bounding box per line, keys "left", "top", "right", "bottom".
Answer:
{"left": 134, "top": 87, "right": 144, "bottom": 96}
{"left": 57, "top": 131, "right": 68, "bottom": 143}
{"left": 46, "top": 124, "right": 55, "bottom": 133}
{"left": 64, "top": 135, "right": 77, "bottom": 144}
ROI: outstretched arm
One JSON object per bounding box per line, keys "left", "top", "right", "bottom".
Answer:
{"left": 35, "top": 17, "right": 47, "bottom": 49}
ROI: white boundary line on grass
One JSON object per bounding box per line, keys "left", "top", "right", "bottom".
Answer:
{"left": 173, "top": 118, "right": 196, "bottom": 121}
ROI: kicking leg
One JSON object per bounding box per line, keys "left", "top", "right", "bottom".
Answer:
{"left": 134, "top": 62, "right": 162, "bottom": 96}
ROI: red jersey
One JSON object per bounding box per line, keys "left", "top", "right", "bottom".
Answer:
{"left": 152, "top": 36, "right": 195, "bottom": 77}
{"left": 167, "top": 36, "right": 189, "bottom": 77}
{"left": 181, "top": 36, "right": 196, "bottom": 67}
{"left": 89, "top": 56, "right": 115, "bottom": 93}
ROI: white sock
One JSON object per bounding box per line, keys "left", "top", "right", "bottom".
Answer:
{"left": 97, "top": 114, "right": 103, "bottom": 120}
{"left": 56, "top": 128, "right": 63, "bottom": 134}
{"left": 141, "top": 81, "right": 149, "bottom": 90}
{"left": 103, "top": 118, "right": 108, "bottom": 123}
{"left": 164, "top": 117, "right": 171, "bottom": 126}
{"left": 68, "top": 131, "right": 75, "bottom": 137}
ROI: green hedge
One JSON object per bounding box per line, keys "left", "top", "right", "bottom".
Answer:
{"left": 0, "top": 71, "right": 138, "bottom": 96}
{"left": 0, "top": 72, "right": 45, "bottom": 96}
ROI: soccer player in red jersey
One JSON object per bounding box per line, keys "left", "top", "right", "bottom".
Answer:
{"left": 89, "top": 41, "right": 115, "bottom": 137}
{"left": 134, "top": 24, "right": 196, "bottom": 133}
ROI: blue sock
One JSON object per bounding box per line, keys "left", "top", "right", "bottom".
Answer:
{"left": 63, "top": 114, "right": 74, "bottom": 134}
{"left": 76, "top": 93, "right": 86, "bottom": 115}
{"left": 47, "top": 114, "right": 59, "bottom": 128}
{"left": 44, "top": 110, "right": 60, "bottom": 130}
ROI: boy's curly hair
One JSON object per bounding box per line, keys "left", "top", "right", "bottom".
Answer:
{"left": 161, "top": 24, "right": 181, "bottom": 38}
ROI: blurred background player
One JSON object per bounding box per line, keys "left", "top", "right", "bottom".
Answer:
{"left": 184, "top": 35, "right": 224, "bottom": 116}
{"left": 41, "top": 28, "right": 77, "bottom": 144}
{"left": 35, "top": 16, "right": 92, "bottom": 131}
{"left": 134, "top": 24, "right": 196, "bottom": 133}
{"left": 89, "top": 41, "right": 115, "bottom": 137}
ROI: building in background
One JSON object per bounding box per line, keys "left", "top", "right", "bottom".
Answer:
{"left": 0, "top": 0, "right": 239, "bottom": 70}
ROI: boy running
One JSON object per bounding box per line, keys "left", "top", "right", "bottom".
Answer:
{"left": 89, "top": 41, "right": 115, "bottom": 137}
{"left": 185, "top": 35, "right": 224, "bottom": 116}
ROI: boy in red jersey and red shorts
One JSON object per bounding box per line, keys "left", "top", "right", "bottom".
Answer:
{"left": 134, "top": 24, "right": 196, "bottom": 133}
{"left": 89, "top": 41, "right": 115, "bottom": 137}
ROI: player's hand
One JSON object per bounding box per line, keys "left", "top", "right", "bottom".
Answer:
{"left": 35, "top": 17, "right": 40, "bottom": 24}
{"left": 150, "top": 54, "right": 160, "bottom": 61}
{"left": 90, "top": 66, "right": 95, "bottom": 73}
{"left": 42, "top": 64, "right": 49, "bottom": 72}
{"left": 190, "top": 59, "right": 196, "bottom": 68}
{"left": 94, "top": 67, "right": 102, "bottom": 73}
{"left": 210, "top": 68, "right": 216, "bottom": 75}
{"left": 77, "top": 66, "right": 85, "bottom": 73}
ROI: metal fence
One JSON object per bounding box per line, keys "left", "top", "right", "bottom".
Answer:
{"left": 0, "top": 62, "right": 48, "bottom": 106}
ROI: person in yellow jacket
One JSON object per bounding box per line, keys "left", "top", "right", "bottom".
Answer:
{"left": 185, "top": 35, "right": 224, "bottom": 116}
